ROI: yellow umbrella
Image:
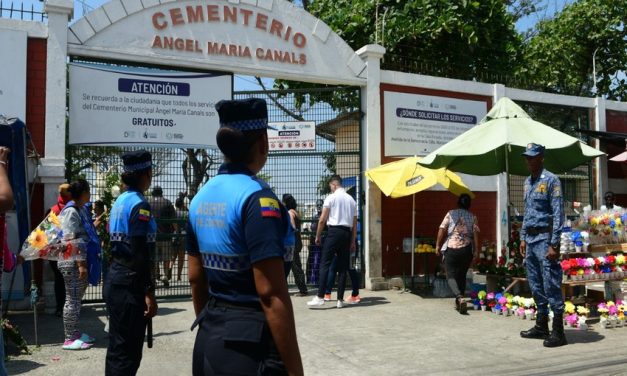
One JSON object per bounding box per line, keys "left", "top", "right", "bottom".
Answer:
{"left": 365, "top": 156, "right": 475, "bottom": 276}
{"left": 365, "top": 157, "right": 475, "bottom": 199}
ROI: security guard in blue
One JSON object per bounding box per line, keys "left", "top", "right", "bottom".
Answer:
{"left": 105, "top": 150, "right": 158, "bottom": 375}
{"left": 187, "top": 98, "right": 303, "bottom": 376}
{"left": 519, "top": 143, "right": 567, "bottom": 347}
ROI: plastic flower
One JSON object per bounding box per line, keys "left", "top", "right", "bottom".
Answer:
{"left": 28, "top": 228, "right": 49, "bottom": 250}
{"left": 616, "top": 255, "right": 626, "bottom": 265}
{"left": 477, "top": 291, "right": 487, "bottom": 300}
{"left": 576, "top": 306, "right": 589, "bottom": 316}
{"left": 498, "top": 297, "right": 508, "bottom": 305}
{"left": 560, "top": 260, "right": 570, "bottom": 272}
{"left": 48, "top": 211, "right": 61, "bottom": 227}
{"left": 486, "top": 292, "right": 495, "bottom": 301}
{"left": 566, "top": 313, "right": 578, "bottom": 326}
{"left": 598, "top": 303, "right": 609, "bottom": 317}
{"left": 564, "top": 301, "right": 576, "bottom": 314}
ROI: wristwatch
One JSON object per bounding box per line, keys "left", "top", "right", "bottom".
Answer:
{"left": 550, "top": 243, "right": 560, "bottom": 249}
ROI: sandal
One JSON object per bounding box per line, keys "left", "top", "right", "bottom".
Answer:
{"left": 62, "top": 339, "right": 92, "bottom": 350}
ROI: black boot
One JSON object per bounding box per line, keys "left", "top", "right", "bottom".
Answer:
{"left": 544, "top": 314, "right": 568, "bottom": 347}
{"left": 520, "top": 313, "right": 549, "bottom": 339}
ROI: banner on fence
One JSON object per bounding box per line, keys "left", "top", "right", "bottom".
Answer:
{"left": 383, "top": 91, "right": 487, "bottom": 157}
{"left": 268, "top": 121, "right": 316, "bottom": 151}
{"left": 69, "top": 63, "right": 232, "bottom": 147}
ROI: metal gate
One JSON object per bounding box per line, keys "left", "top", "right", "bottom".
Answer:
{"left": 70, "top": 86, "right": 363, "bottom": 302}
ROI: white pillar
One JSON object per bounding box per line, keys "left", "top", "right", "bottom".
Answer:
{"left": 41, "top": 0, "right": 73, "bottom": 208}
{"left": 594, "top": 97, "right": 608, "bottom": 208}
{"left": 493, "top": 84, "right": 508, "bottom": 254}
{"left": 357, "top": 44, "right": 385, "bottom": 290}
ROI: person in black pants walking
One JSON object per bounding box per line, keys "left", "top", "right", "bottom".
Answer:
{"left": 307, "top": 175, "right": 357, "bottom": 309}
{"left": 435, "top": 194, "right": 480, "bottom": 314}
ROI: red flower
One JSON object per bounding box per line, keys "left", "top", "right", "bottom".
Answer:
{"left": 38, "top": 248, "right": 48, "bottom": 258}
{"left": 607, "top": 255, "right": 616, "bottom": 264}
{"left": 63, "top": 243, "right": 73, "bottom": 260}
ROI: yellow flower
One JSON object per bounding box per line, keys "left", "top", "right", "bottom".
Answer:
{"left": 48, "top": 211, "right": 60, "bottom": 227}
{"left": 564, "top": 301, "right": 576, "bottom": 314}
{"left": 28, "top": 228, "right": 49, "bottom": 250}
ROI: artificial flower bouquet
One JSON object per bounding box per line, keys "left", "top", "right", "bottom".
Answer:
{"left": 20, "top": 211, "right": 86, "bottom": 261}
{"left": 560, "top": 254, "right": 626, "bottom": 281}
{"left": 576, "top": 210, "right": 627, "bottom": 245}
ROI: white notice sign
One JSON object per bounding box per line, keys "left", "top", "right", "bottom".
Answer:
{"left": 268, "top": 121, "right": 316, "bottom": 151}
{"left": 384, "top": 92, "right": 488, "bottom": 157}
{"left": 69, "top": 64, "right": 232, "bottom": 147}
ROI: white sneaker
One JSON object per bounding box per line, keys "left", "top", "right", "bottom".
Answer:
{"left": 307, "top": 296, "right": 325, "bottom": 307}
{"left": 337, "top": 300, "right": 344, "bottom": 309}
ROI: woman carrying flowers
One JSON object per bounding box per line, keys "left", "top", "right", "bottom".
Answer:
{"left": 436, "top": 194, "right": 480, "bottom": 314}
{"left": 58, "top": 179, "right": 101, "bottom": 350}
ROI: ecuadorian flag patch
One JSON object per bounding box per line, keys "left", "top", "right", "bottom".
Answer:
{"left": 138, "top": 209, "right": 151, "bottom": 222}
{"left": 260, "top": 198, "right": 281, "bottom": 218}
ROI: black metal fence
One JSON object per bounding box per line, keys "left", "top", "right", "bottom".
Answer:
{"left": 74, "top": 86, "right": 363, "bottom": 302}
{"left": 0, "top": 1, "right": 46, "bottom": 21}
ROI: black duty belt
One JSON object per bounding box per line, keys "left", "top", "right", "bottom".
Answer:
{"left": 525, "top": 226, "right": 551, "bottom": 236}
{"left": 328, "top": 225, "right": 351, "bottom": 231}
{"left": 208, "top": 296, "right": 263, "bottom": 312}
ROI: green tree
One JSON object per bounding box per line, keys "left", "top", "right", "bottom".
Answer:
{"left": 517, "top": 0, "right": 627, "bottom": 100}
{"left": 317, "top": 152, "right": 337, "bottom": 195}
{"left": 291, "top": 0, "right": 523, "bottom": 82}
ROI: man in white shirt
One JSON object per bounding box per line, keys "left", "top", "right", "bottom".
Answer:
{"left": 307, "top": 175, "right": 357, "bottom": 308}
{"left": 601, "top": 191, "right": 622, "bottom": 211}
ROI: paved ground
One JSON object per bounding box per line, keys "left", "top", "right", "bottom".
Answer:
{"left": 5, "top": 289, "right": 627, "bottom": 375}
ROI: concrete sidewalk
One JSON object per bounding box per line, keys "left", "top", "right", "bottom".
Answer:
{"left": 6, "top": 290, "right": 627, "bottom": 375}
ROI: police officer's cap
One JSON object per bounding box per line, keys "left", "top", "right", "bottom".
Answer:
{"left": 121, "top": 150, "right": 152, "bottom": 172}
{"left": 215, "top": 98, "right": 268, "bottom": 131}
{"left": 522, "top": 143, "right": 545, "bottom": 157}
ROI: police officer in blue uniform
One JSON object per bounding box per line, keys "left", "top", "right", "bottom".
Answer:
{"left": 519, "top": 143, "right": 567, "bottom": 347}
{"left": 187, "top": 98, "right": 303, "bottom": 376}
{"left": 106, "top": 150, "right": 158, "bottom": 374}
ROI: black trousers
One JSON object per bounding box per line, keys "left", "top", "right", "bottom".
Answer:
{"left": 49, "top": 261, "right": 66, "bottom": 312}
{"left": 444, "top": 245, "right": 473, "bottom": 297}
{"left": 316, "top": 227, "right": 351, "bottom": 300}
{"left": 104, "top": 263, "right": 147, "bottom": 376}
{"left": 192, "top": 300, "right": 286, "bottom": 376}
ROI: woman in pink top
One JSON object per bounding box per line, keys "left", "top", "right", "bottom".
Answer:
{"left": 435, "top": 194, "right": 480, "bottom": 314}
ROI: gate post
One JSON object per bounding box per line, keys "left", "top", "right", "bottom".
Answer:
{"left": 41, "top": 0, "right": 73, "bottom": 207}
{"left": 594, "top": 97, "right": 608, "bottom": 208}
{"left": 357, "top": 44, "right": 386, "bottom": 290}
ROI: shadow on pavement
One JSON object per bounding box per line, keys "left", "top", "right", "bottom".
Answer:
{"left": 564, "top": 329, "right": 605, "bottom": 344}
{"left": 156, "top": 307, "right": 186, "bottom": 316}
{"left": 5, "top": 359, "right": 45, "bottom": 375}
{"left": 153, "top": 330, "right": 185, "bottom": 338}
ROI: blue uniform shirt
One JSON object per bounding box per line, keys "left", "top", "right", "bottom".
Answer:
{"left": 109, "top": 189, "right": 157, "bottom": 258}
{"left": 521, "top": 168, "right": 564, "bottom": 245}
{"left": 186, "top": 163, "right": 287, "bottom": 304}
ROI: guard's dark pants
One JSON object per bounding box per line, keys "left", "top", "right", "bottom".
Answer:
{"left": 316, "top": 226, "right": 351, "bottom": 300}
{"left": 104, "top": 262, "right": 147, "bottom": 376}
{"left": 192, "top": 298, "right": 286, "bottom": 376}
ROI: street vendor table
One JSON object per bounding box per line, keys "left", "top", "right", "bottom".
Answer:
{"left": 503, "top": 276, "right": 625, "bottom": 300}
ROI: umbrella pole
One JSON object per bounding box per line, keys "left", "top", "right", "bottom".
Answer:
{"left": 505, "top": 146, "right": 511, "bottom": 255}
{"left": 411, "top": 194, "right": 415, "bottom": 278}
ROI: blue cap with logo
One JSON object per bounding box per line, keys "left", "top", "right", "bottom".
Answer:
{"left": 522, "top": 143, "right": 545, "bottom": 157}
{"left": 215, "top": 98, "right": 268, "bottom": 131}
{"left": 121, "top": 150, "right": 152, "bottom": 172}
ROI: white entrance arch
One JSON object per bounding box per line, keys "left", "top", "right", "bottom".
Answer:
{"left": 39, "top": 0, "right": 385, "bottom": 290}
{"left": 67, "top": 0, "right": 367, "bottom": 85}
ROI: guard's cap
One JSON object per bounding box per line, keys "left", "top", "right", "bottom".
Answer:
{"left": 522, "top": 143, "right": 545, "bottom": 157}
{"left": 215, "top": 98, "right": 268, "bottom": 131}
{"left": 122, "top": 150, "right": 152, "bottom": 172}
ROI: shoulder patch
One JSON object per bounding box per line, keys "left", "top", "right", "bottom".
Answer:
{"left": 259, "top": 197, "right": 281, "bottom": 218}
{"left": 138, "top": 209, "right": 151, "bottom": 222}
